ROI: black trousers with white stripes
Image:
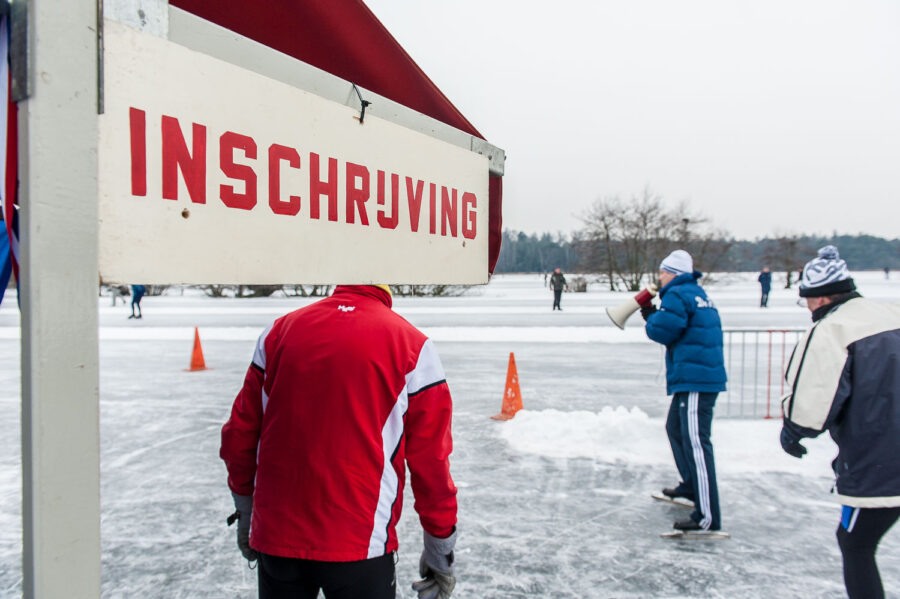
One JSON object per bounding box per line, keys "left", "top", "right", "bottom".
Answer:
{"left": 837, "top": 506, "right": 900, "bottom": 599}
{"left": 666, "top": 391, "right": 721, "bottom": 530}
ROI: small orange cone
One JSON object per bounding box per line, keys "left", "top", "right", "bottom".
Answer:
{"left": 186, "top": 327, "right": 208, "bottom": 372}
{"left": 491, "top": 352, "right": 523, "bottom": 420}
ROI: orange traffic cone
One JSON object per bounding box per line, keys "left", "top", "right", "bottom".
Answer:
{"left": 186, "top": 327, "right": 208, "bottom": 372}
{"left": 491, "top": 352, "right": 523, "bottom": 421}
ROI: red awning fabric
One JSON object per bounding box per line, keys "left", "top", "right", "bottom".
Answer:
{"left": 169, "top": 0, "right": 503, "bottom": 273}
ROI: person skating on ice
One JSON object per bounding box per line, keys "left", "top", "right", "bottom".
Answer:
{"left": 640, "top": 249, "right": 727, "bottom": 532}
{"left": 128, "top": 284, "right": 146, "bottom": 319}
{"left": 549, "top": 267, "right": 568, "bottom": 311}
{"left": 758, "top": 266, "right": 772, "bottom": 307}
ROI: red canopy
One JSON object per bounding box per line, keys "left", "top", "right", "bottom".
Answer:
{"left": 169, "top": 0, "right": 503, "bottom": 273}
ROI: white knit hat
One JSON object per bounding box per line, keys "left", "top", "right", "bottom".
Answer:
{"left": 660, "top": 250, "right": 693, "bottom": 275}
{"left": 799, "top": 246, "right": 856, "bottom": 298}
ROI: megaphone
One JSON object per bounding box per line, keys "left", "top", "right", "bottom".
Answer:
{"left": 606, "top": 286, "right": 657, "bottom": 329}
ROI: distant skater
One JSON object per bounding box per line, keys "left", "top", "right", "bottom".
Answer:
{"left": 885, "top": 266, "right": 890, "bottom": 280}
{"left": 758, "top": 267, "right": 772, "bottom": 307}
{"left": 781, "top": 246, "right": 900, "bottom": 599}
{"left": 549, "top": 267, "right": 568, "bottom": 311}
{"left": 129, "top": 284, "right": 145, "bottom": 319}
{"left": 640, "top": 250, "right": 727, "bottom": 532}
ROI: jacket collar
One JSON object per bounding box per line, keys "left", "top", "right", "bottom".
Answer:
{"left": 811, "top": 291, "right": 861, "bottom": 322}
{"left": 659, "top": 270, "right": 703, "bottom": 297}
{"left": 332, "top": 285, "right": 393, "bottom": 308}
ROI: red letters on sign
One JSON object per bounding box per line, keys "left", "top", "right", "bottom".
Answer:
{"left": 406, "top": 177, "right": 424, "bottom": 232}
{"left": 376, "top": 171, "right": 399, "bottom": 230}
{"left": 309, "top": 152, "right": 338, "bottom": 222}
{"left": 441, "top": 187, "right": 458, "bottom": 237}
{"left": 127, "top": 109, "right": 480, "bottom": 241}
{"left": 219, "top": 132, "right": 258, "bottom": 211}
{"left": 268, "top": 144, "right": 301, "bottom": 216}
{"left": 161, "top": 116, "right": 207, "bottom": 204}
{"left": 345, "top": 162, "right": 370, "bottom": 226}
{"left": 462, "top": 192, "right": 477, "bottom": 240}
{"left": 129, "top": 107, "right": 147, "bottom": 197}
{"left": 429, "top": 183, "right": 437, "bottom": 235}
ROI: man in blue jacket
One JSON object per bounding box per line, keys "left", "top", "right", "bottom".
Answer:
{"left": 640, "top": 250, "right": 727, "bottom": 531}
{"left": 758, "top": 266, "right": 772, "bottom": 307}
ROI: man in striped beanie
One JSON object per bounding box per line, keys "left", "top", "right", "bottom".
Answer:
{"left": 798, "top": 245, "right": 856, "bottom": 305}
{"left": 782, "top": 245, "right": 900, "bottom": 598}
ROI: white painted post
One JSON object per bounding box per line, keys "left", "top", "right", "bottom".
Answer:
{"left": 19, "top": 0, "right": 100, "bottom": 596}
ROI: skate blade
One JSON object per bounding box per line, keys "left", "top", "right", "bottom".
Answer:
{"left": 660, "top": 530, "right": 730, "bottom": 540}
{"left": 651, "top": 493, "right": 694, "bottom": 508}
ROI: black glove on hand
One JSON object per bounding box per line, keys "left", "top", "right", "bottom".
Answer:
{"left": 412, "top": 529, "right": 457, "bottom": 599}
{"left": 229, "top": 493, "right": 258, "bottom": 562}
{"left": 780, "top": 427, "right": 807, "bottom": 459}
{"left": 640, "top": 304, "right": 658, "bottom": 321}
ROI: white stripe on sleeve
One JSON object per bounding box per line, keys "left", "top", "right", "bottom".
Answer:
{"left": 406, "top": 339, "right": 446, "bottom": 394}
{"left": 252, "top": 323, "right": 274, "bottom": 371}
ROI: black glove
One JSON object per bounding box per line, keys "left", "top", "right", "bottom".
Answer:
{"left": 780, "top": 426, "right": 807, "bottom": 459}
{"left": 640, "top": 304, "right": 657, "bottom": 321}
{"left": 228, "top": 493, "right": 259, "bottom": 562}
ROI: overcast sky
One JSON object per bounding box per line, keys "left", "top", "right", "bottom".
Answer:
{"left": 363, "top": 0, "right": 900, "bottom": 240}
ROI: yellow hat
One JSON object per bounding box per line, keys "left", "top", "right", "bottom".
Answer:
{"left": 374, "top": 285, "right": 392, "bottom": 295}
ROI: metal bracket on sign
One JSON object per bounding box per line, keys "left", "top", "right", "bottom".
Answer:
{"left": 471, "top": 137, "right": 506, "bottom": 177}
{"left": 351, "top": 83, "right": 371, "bottom": 125}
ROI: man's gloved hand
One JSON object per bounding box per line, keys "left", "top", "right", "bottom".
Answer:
{"left": 640, "top": 304, "right": 658, "bottom": 321}
{"left": 412, "top": 529, "right": 456, "bottom": 599}
{"left": 780, "top": 426, "right": 807, "bottom": 459}
{"left": 229, "top": 492, "right": 258, "bottom": 562}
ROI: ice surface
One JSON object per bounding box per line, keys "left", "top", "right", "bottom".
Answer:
{"left": 0, "top": 272, "right": 898, "bottom": 597}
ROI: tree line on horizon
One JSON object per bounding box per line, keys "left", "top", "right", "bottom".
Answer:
{"left": 495, "top": 191, "right": 899, "bottom": 290}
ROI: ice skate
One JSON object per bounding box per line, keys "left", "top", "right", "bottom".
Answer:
{"left": 651, "top": 487, "right": 694, "bottom": 508}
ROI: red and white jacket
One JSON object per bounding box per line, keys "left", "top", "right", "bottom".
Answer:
{"left": 221, "top": 286, "right": 457, "bottom": 562}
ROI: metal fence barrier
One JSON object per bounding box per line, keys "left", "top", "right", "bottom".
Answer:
{"left": 720, "top": 328, "right": 806, "bottom": 419}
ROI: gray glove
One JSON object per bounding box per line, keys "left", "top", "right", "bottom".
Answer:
{"left": 411, "top": 529, "right": 456, "bottom": 599}
{"left": 229, "top": 493, "right": 258, "bottom": 562}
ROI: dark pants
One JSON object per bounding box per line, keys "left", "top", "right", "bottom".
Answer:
{"left": 760, "top": 290, "right": 769, "bottom": 307}
{"left": 552, "top": 289, "right": 562, "bottom": 310}
{"left": 131, "top": 291, "right": 144, "bottom": 315}
{"left": 258, "top": 552, "right": 396, "bottom": 599}
{"left": 837, "top": 506, "right": 900, "bottom": 599}
{"left": 665, "top": 391, "right": 721, "bottom": 530}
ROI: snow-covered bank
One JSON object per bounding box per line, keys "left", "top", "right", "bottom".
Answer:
{"left": 498, "top": 406, "right": 837, "bottom": 476}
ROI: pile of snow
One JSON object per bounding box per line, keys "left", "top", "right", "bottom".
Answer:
{"left": 498, "top": 406, "right": 837, "bottom": 476}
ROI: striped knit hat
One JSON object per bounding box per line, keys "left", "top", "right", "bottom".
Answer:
{"left": 799, "top": 245, "right": 856, "bottom": 298}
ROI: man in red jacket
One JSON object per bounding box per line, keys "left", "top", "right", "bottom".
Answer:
{"left": 221, "top": 285, "right": 458, "bottom": 599}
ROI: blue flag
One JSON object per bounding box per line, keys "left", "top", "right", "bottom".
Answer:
{"left": 0, "top": 227, "right": 11, "bottom": 307}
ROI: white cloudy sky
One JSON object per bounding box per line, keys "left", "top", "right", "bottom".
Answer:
{"left": 363, "top": 0, "right": 900, "bottom": 240}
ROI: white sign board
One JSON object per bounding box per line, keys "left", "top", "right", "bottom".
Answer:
{"left": 99, "top": 20, "right": 489, "bottom": 284}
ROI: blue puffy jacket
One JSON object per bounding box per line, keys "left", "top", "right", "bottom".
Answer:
{"left": 645, "top": 271, "right": 727, "bottom": 395}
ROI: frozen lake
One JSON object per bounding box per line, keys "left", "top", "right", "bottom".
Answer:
{"left": 1, "top": 272, "right": 899, "bottom": 597}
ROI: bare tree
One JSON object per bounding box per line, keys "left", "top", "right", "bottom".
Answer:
{"left": 764, "top": 233, "right": 813, "bottom": 289}
{"left": 389, "top": 285, "right": 470, "bottom": 297}
{"left": 578, "top": 190, "right": 733, "bottom": 290}
{"left": 580, "top": 189, "right": 669, "bottom": 290}
{"left": 282, "top": 285, "right": 333, "bottom": 297}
